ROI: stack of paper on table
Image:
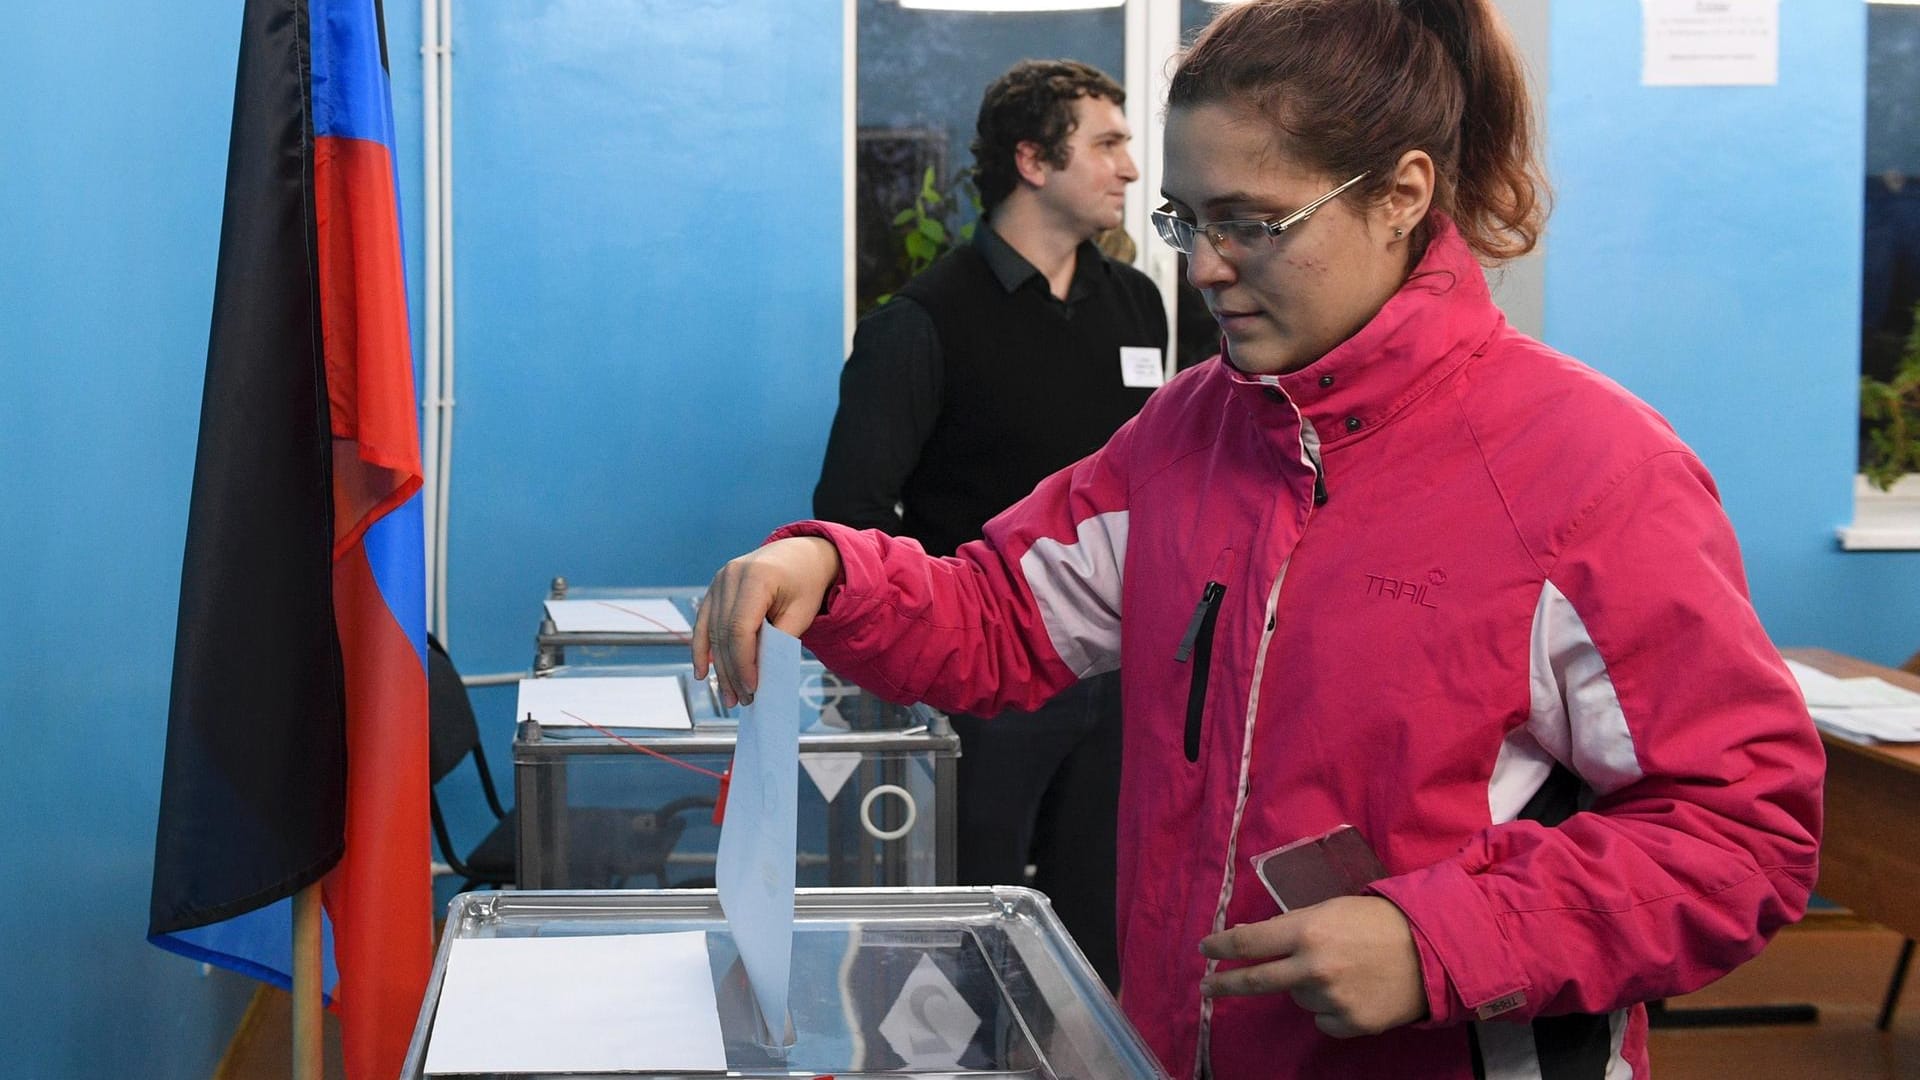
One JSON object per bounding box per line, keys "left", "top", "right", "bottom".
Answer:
{"left": 1785, "top": 659, "right": 1920, "bottom": 744}
{"left": 545, "top": 597, "right": 693, "bottom": 635}
{"left": 515, "top": 675, "right": 692, "bottom": 729}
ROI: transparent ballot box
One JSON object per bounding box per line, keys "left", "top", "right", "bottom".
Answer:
{"left": 402, "top": 888, "right": 1169, "bottom": 1079}
{"left": 514, "top": 663, "right": 958, "bottom": 889}
{"left": 535, "top": 580, "right": 706, "bottom": 673}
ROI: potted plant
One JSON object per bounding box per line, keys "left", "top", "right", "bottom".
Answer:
{"left": 1862, "top": 299, "right": 1920, "bottom": 491}
{"left": 870, "top": 167, "right": 979, "bottom": 311}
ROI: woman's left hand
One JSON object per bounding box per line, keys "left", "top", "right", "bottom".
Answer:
{"left": 1198, "top": 896, "right": 1428, "bottom": 1038}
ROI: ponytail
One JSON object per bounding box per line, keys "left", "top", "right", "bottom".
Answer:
{"left": 1397, "top": 0, "right": 1549, "bottom": 260}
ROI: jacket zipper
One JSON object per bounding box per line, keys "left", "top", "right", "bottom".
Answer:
{"left": 1175, "top": 581, "right": 1226, "bottom": 762}
{"left": 1197, "top": 420, "right": 1324, "bottom": 1078}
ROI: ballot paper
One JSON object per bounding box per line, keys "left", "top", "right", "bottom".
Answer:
{"left": 422, "top": 932, "right": 726, "bottom": 1074}
{"left": 515, "top": 675, "right": 692, "bottom": 729}
{"left": 544, "top": 597, "right": 693, "bottom": 635}
{"left": 1786, "top": 659, "right": 1920, "bottom": 744}
{"left": 716, "top": 623, "right": 801, "bottom": 1046}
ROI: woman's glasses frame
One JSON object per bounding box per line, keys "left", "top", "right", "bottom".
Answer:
{"left": 1152, "top": 171, "right": 1371, "bottom": 259}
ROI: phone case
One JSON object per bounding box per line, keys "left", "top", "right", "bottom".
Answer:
{"left": 1249, "top": 824, "right": 1388, "bottom": 913}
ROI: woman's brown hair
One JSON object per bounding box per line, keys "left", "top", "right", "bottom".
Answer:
{"left": 1168, "top": 0, "right": 1549, "bottom": 262}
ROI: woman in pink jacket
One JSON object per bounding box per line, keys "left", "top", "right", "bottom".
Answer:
{"left": 696, "top": 1, "right": 1824, "bottom": 1076}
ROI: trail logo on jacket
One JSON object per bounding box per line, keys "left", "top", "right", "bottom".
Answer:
{"left": 1364, "top": 571, "right": 1444, "bottom": 609}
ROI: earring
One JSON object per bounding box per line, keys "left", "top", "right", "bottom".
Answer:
{"left": 1393, "top": 226, "right": 1405, "bottom": 239}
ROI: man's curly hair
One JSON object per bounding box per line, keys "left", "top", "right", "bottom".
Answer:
{"left": 972, "top": 60, "right": 1126, "bottom": 216}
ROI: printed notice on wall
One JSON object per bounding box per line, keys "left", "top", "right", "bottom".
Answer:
{"left": 1641, "top": 0, "right": 1778, "bottom": 87}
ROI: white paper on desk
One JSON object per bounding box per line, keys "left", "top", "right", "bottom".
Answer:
{"left": 1811, "top": 706, "right": 1920, "bottom": 745}
{"left": 422, "top": 932, "right": 725, "bottom": 1074}
{"left": 716, "top": 623, "right": 801, "bottom": 1043}
{"left": 515, "top": 675, "right": 692, "bottom": 729}
{"left": 1786, "top": 660, "right": 1920, "bottom": 710}
{"left": 545, "top": 597, "right": 693, "bottom": 635}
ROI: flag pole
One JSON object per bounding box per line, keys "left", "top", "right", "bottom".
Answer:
{"left": 292, "top": 882, "right": 324, "bottom": 1080}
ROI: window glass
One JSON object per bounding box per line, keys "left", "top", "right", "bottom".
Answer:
{"left": 1863, "top": 4, "right": 1920, "bottom": 474}
{"left": 1181, "top": 0, "right": 1220, "bottom": 37}
{"left": 855, "top": 1, "right": 1124, "bottom": 313}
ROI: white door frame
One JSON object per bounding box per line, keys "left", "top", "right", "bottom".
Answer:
{"left": 843, "top": 0, "right": 860, "bottom": 353}
{"left": 1126, "top": 0, "right": 1186, "bottom": 380}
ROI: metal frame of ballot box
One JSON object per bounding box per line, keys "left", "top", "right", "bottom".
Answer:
{"left": 515, "top": 665, "right": 959, "bottom": 891}
{"left": 402, "top": 887, "right": 1171, "bottom": 1079}
{"left": 534, "top": 578, "right": 705, "bottom": 673}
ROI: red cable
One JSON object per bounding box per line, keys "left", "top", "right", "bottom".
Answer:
{"left": 557, "top": 710, "right": 726, "bottom": 781}
{"left": 594, "top": 600, "right": 695, "bottom": 645}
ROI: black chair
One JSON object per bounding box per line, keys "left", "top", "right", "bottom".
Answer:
{"left": 426, "top": 635, "right": 715, "bottom": 890}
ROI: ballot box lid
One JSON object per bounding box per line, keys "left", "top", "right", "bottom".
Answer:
{"left": 537, "top": 585, "right": 706, "bottom": 649}
{"left": 516, "top": 662, "right": 959, "bottom": 758}
{"left": 404, "top": 886, "right": 1169, "bottom": 1079}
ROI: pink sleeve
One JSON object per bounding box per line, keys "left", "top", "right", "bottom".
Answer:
{"left": 773, "top": 415, "right": 1139, "bottom": 718}
{"left": 1373, "top": 451, "right": 1824, "bottom": 1025}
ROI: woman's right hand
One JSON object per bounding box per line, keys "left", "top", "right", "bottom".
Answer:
{"left": 692, "top": 536, "right": 843, "bottom": 708}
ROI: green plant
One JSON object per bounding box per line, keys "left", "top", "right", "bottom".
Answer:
{"left": 874, "top": 167, "right": 979, "bottom": 308}
{"left": 1862, "top": 300, "right": 1920, "bottom": 491}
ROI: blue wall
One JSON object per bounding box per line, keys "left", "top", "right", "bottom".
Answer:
{"left": 0, "top": 5, "right": 260, "bottom": 1076}
{"left": 1546, "top": 2, "right": 1920, "bottom": 665}
{"left": 432, "top": 0, "right": 845, "bottom": 726}
{"left": 0, "top": 1, "right": 843, "bottom": 1075}
{"left": 2, "top": 2, "right": 1913, "bottom": 1076}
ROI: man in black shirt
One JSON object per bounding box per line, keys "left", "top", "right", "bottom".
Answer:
{"left": 814, "top": 60, "right": 1168, "bottom": 990}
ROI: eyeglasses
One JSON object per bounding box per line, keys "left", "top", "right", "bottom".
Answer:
{"left": 1152, "top": 172, "right": 1370, "bottom": 259}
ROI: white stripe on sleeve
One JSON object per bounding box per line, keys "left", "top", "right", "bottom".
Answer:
{"left": 1528, "top": 580, "right": 1645, "bottom": 796}
{"left": 1018, "top": 509, "right": 1129, "bottom": 678}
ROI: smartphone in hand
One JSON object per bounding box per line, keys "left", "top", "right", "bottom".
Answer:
{"left": 1250, "top": 824, "right": 1388, "bottom": 913}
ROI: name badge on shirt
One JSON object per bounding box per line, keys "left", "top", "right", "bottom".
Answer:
{"left": 1120, "top": 346, "right": 1165, "bottom": 389}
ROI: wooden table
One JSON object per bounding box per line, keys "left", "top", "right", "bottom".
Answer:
{"left": 1785, "top": 647, "right": 1920, "bottom": 942}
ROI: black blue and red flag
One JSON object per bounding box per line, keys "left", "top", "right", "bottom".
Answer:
{"left": 149, "top": 0, "right": 430, "bottom": 1075}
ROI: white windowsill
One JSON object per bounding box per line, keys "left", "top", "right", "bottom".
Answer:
{"left": 1837, "top": 474, "right": 1920, "bottom": 551}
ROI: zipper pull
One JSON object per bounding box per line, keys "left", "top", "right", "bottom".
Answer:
{"left": 1313, "top": 468, "right": 1328, "bottom": 507}
{"left": 1175, "top": 581, "right": 1225, "bottom": 662}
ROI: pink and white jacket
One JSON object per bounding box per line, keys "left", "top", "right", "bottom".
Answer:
{"left": 776, "top": 221, "right": 1823, "bottom": 1080}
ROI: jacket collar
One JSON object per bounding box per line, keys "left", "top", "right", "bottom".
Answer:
{"left": 1220, "top": 216, "right": 1506, "bottom": 450}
